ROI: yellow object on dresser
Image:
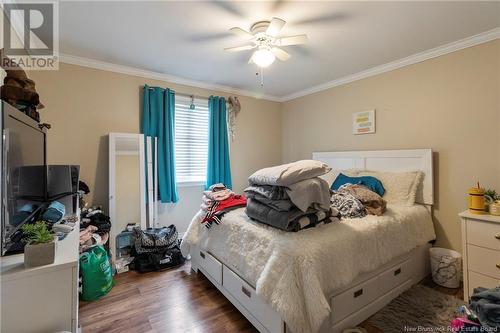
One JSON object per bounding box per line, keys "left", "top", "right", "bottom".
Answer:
{"left": 459, "top": 211, "right": 500, "bottom": 300}
{"left": 468, "top": 187, "right": 486, "bottom": 214}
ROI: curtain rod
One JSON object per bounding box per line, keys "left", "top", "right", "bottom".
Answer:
{"left": 146, "top": 86, "right": 230, "bottom": 103}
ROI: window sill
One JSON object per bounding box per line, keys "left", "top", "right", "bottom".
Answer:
{"left": 177, "top": 180, "right": 205, "bottom": 188}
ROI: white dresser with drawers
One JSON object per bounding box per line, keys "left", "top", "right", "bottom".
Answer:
{"left": 460, "top": 211, "right": 500, "bottom": 300}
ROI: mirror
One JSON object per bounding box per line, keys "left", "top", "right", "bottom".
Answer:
{"left": 109, "top": 133, "right": 146, "bottom": 264}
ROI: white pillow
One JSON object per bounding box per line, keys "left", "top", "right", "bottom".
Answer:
{"left": 357, "top": 170, "right": 423, "bottom": 206}
{"left": 249, "top": 160, "right": 331, "bottom": 186}
{"left": 318, "top": 169, "right": 360, "bottom": 187}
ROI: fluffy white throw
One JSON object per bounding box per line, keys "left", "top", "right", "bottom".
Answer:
{"left": 181, "top": 205, "right": 435, "bottom": 333}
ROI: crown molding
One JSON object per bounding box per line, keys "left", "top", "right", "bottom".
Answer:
{"left": 59, "top": 27, "right": 499, "bottom": 103}
{"left": 58, "top": 53, "right": 283, "bottom": 102}
{"left": 280, "top": 27, "right": 500, "bottom": 102}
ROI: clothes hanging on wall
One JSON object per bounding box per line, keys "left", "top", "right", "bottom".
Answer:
{"left": 228, "top": 96, "right": 241, "bottom": 140}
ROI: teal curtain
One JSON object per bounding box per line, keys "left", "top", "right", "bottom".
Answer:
{"left": 142, "top": 85, "right": 179, "bottom": 203}
{"left": 206, "top": 96, "right": 232, "bottom": 189}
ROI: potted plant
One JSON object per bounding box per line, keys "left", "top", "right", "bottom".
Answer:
{"left": 485, "top": 189, "right": 500, "bottom": 212}
{"left": 21, "top": 221, "right": 57, "bottom": 267}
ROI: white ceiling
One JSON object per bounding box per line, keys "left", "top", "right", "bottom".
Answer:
{"left": 58, "top": 1, "right": 500, "bottom": 99}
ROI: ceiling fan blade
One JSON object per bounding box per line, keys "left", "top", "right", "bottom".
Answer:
{"left": 266, "top": 17, "right": 286, "bottom": 37}
{"left": 224, "top": 44, "right": 255, "bottom": 52}
{"left": 276, "top": 34, "right": 308, "bottom": 46}
{"left": 229, "top": 27, "right": 254, "bottom": 39}
{"left": 271, "top": 47, "right": 290, "bottom": 61}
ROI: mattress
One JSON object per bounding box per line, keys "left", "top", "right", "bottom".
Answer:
{"left": 181, "top": 205, "right": 436, "bottom": 333}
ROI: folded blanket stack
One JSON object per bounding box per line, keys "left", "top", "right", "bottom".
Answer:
{"left": 201, "top": 183, "right": 247, "bottom": 228}
{"left": 244, "top": 160, "right": 335, "bottom": 231}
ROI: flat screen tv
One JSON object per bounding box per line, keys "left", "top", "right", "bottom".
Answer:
{"left": 1, "top": 101, "right": 47, "bottom": 255}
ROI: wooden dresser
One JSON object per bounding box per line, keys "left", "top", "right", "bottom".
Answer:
{"left": 460, "top": 211, "right": 500, "bottom": 300}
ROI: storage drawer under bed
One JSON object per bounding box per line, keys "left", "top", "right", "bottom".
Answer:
{"left": 331, "top": 258, "right": 413, "bottom": 324}
{"left": 378, "top": 259, "right": 411, "bottom": 295}
{"left": 222, "top": 265, "right": 283, "bottom": 333}
{"left": 197, "top": 249, "right": 223, "bottom": 285}
{"left": 331, "top": 275, "right": 379, "bottom": 323}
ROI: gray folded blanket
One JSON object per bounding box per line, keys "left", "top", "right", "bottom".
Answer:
{"left": 246, "top": 177, "right": 330, "bottom": 213}
{"left": 245, "top": 185, "right": 289, "bottom": 200}
{"left": 470, "top": 287, "right": 500, "bottom": 329}
{"left": 245, "top": 198, "right": 332, "bottom": 232}
{"left": 248, "top": 160, "right": 331, "bottom": 187}
{"left": 245, "top": 192, "right": 294, "bottom": 212}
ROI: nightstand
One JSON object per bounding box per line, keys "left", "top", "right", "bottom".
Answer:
{"left": 460, "top": 211, "right": 500, "bottom": 300}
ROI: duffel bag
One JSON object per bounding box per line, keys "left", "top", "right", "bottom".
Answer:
{"left": 133, "top": 225, "right": 178, "bottom": 254}
{"left": 129, "top": 245, "right": 186, "bottom": 273}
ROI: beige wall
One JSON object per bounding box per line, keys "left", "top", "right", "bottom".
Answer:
{"left": 282, "top": 40, "right": 500, "bottom": 252}
{"left": 28, "top": 63, "right": 282, "bottom": 231}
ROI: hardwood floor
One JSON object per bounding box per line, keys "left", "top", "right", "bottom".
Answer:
{"left": 79, "top": 262, "right": 258, "bottom": 333}
{"left": 80, "top": 262, "right": 462, "bottom": 333}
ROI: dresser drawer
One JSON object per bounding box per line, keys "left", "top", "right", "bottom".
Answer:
{"left": 378, "top": 259, "right": 412, "bottom": 295}
{"left": 198, "top": 250, "right": 222, "bottom": 285}
{"left": 222, "top": 266, "right": 282, "bottom": 333}
{"left": 467, "top": 220, "right": 500, "bottom": 251}
{"left": 331, "top": 275, "right": 379, "bottom": 324}
{"left": 467, "top": 245, "right": 500, "bottom": 280}
{"left": 468, "top": 270, "right": 500, "bottom": 294}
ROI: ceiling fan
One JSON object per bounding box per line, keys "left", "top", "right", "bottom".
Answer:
{"left": 224, "top": 17, "right": 308, "bottom": 68}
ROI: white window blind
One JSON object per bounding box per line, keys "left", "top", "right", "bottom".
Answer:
{"left": 174, "top": 96, "right": 209, "bottom": 183}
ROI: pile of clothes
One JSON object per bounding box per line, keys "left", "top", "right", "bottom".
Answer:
{"left": 329, "top": 183, "right": 387, "bottom": 219}
{"left": 201, "top": 183, "right": 247, "bottom": 228}
{"left": 244, "top": 160, "right": 334, "bottom": 231}
{"left": 79, "top": 207, "right": 111, "bottom": 252}
{"left": 81, "top": 207, "right": 111, "bottom": 234}
{"left": 451, "top": 287, "right": 500, "bottom": 332}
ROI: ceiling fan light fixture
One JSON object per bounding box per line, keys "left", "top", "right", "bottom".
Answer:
{"left": 252, "top": 47, "right": 275, "bottom": 68}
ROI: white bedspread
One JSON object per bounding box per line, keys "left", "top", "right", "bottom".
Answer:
{"left": 180, "top": 205, "right": 435, "bottom": 333}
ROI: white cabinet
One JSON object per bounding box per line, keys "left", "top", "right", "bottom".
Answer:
{"left": 460, "top": 211, "right": 500, "bottom": 300}
{"left": 0, "top": 225, "right": 80, "bottom": 333}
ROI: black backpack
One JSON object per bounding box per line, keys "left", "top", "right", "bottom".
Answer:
{"left": 129, "top": 245, "right": 186, "bottom": 273}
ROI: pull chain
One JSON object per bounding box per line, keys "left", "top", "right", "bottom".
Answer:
{"left": 260, "top": 67, "right": 264, "bottom": 86}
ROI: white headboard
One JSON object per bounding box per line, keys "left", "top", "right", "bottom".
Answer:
{"left": 313, "top": 149, "right": 433, "bottom": 205}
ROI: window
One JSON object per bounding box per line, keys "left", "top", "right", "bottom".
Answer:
{"left": 174, "top": 96, "right": 209, "bottom": 184}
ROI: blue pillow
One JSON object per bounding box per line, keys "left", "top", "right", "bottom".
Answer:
{"left": 332, "top": 173, "right": 385, "bottom": 197}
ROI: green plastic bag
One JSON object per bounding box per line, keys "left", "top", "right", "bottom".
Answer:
{"left": 80, "top": 245, "right": 114, "bottom": 301}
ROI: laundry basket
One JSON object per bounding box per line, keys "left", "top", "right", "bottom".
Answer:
{"left": 429, "top": 247, "right": 462, "bottom": 288}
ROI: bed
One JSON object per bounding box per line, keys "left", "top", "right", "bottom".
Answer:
{"left": 181, "top": 149, "right": 436, "bottom": 333}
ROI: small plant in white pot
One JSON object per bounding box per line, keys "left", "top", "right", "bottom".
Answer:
{"left": 21, "top": 221, "right": 57, "bottom": 267}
